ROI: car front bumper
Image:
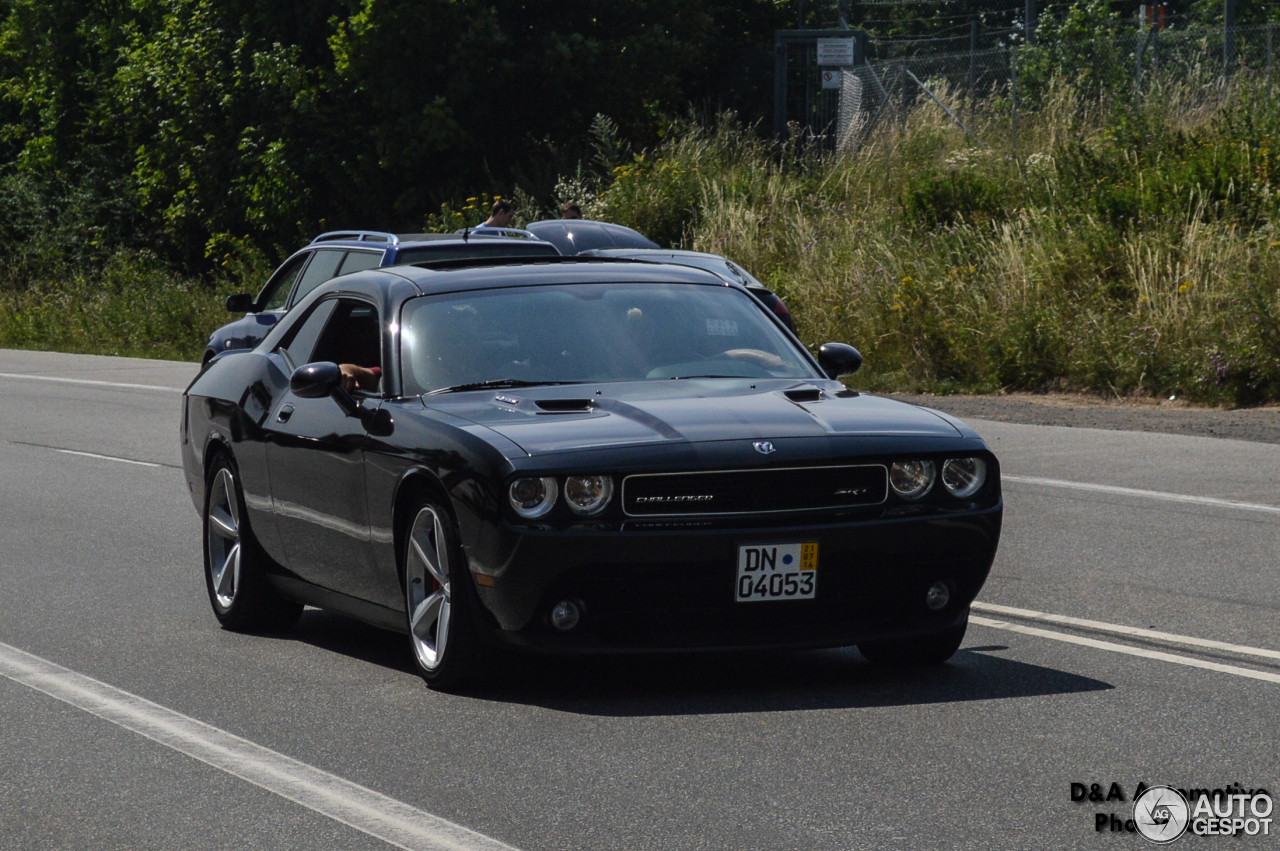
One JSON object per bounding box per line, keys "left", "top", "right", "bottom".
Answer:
{"left": 467, "top": 501, "right": 1002, "bottom": 653}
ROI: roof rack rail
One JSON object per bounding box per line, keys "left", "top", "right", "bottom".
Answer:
{"left": 413, "top": 255, "right": 636, "bottom": 271}
{"left": 452, "top": 227, "right": 541, "bottom": 241}
{"left": 311, "top": 230, "right": 400, "bottom": 245}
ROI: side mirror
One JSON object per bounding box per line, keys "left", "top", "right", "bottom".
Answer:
{"left": 225, "top": 293, "right": 254, "bottom": 313}
{"left": 290, "top": 362, "right": 361, "bottom": 418}
{"left": 290, "top": 362, "right": 341, "bottom": 398}
{"left": 818, "top": 343, "right": 862, "bottom": 379}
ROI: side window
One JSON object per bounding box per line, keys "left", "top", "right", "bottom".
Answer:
{"left": 338, "top": 250, "right": 383, "bottom": 276}
{"left": 312, "top": 300, "right": 382, "bottom": 379}
{"left": 278, "top": 299, "right": 338, "bottom": 369}
{"left": 257, "top": 253, "right": 308, "bottom": 312}
{"left": 288, "top": 249, "right": 345, "bottom": 307}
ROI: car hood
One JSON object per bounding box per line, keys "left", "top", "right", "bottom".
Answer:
{"left": 422, "top": 379, "right": 965, "bottom": 456}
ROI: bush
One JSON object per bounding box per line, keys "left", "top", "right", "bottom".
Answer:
{"left": 588, "top": 76, "right": 1280, "bottom": 406}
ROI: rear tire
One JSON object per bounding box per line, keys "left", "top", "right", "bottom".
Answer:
{"left": 858, "top": 613, "right": 968, "bottom": 666}
{"left": 203, "top": 452, "right": 302, "bottom": 632}
{"left": 403, "top": 498, "right": 482, "bottom": 690}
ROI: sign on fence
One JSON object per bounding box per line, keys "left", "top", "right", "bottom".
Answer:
{"left": 821, "top": 69, "right": 841, "bottom": 89}
{"left": 817, "top": 39, "right": 855, "bottom": 67}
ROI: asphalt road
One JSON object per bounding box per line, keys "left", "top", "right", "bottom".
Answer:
{"left": 0, "top": 349, "right": 1276, "bottom": 850}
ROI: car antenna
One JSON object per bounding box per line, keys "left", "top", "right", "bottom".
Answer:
{"left": 462, "top": 226, "right": 470, "bottom": 242}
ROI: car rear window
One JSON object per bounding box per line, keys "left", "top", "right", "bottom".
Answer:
{"left": 338, "top": 250, "right": 384, "bottom": 276}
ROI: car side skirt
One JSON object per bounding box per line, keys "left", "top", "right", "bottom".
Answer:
{"left": 269, "top": 575, "right": 407, "bottom": 634}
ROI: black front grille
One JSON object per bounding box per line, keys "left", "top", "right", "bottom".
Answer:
{"left": 622, "top": 464, "right": 887, "bottom": 516}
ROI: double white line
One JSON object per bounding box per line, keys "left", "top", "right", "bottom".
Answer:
{"left": 971, "top": 602, "right": 1280, "bottom": 685}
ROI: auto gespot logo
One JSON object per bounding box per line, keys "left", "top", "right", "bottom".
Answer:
{"left": 1071, "top": 781, "right": 1273, "bottom": 842}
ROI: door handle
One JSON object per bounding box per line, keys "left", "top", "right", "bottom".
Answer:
{"left": 276, "top": 404, "right": 294, "bottom": 423}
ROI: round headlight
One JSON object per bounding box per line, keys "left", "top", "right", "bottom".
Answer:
{"left": 889, "top": 460, "right": 936, "bottom": 500}
{"left": 564, "top": 475, "right": 613, "bottom": 515}
{"left": 508, "top": 477, "right": 558, "bottom": 518}
{"left": 942, "top": 457, "right": 987, "bottom": 498}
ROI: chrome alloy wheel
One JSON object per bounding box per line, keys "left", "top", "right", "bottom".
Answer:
{"left": 406, "top": 506, "right": 452, "bottom": 671}
{"left": 206, "top": 467, "right": 242, "bottom": 612}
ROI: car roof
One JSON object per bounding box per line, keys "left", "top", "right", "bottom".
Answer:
{"left": 585, "top": 248, "right": 725, "bottom": 261}
{"left": 580, "top": 248, "right": 772, "bottom": 287}
{"left": 524, "top": 219, "right": 660, "bottom": 254}
{"left": 375, "top": 257, "right": 731, "bottom": 296}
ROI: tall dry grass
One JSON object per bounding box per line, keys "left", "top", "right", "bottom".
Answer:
{"left": 598, "top": 73, "right": 1280, "bottom": 404}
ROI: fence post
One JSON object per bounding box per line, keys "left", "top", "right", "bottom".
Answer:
{"left": 1135, "top": 26, "right": 1143, "bottom": 96}
{"left": 1223, "top": 0, "right": 1236, "bottom": 74}
{"left": 1010, "top": 46, "right": 1018, "bottom": 165}
{"left": 773, "top": 33, "right": 789, "bottom": 139}
{"left": 1151, "top": 15, "right": 1159, "bottom": 73}
{"left": 969, "top": 20, "right": 978, "bottom": 101}
{"left": 1269, "top": 22, "right": 1274, "bottom": 100}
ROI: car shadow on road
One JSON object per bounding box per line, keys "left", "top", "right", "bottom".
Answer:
{"left": 285, "top": 609, "right": 418, "bottom": 675}
{"left": 466, "top": 645, "right": 1113, "bottom": 716}
{"left": 281, "top": 611, "right": 1111, "bottom": 716}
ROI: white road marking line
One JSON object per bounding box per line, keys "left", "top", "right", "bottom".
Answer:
{"left": 0, "top": 371, "right": 185, "bottom": 393}
{"left": 1002, "top": 474, "right": 1280, "bottom": 515}
{"left": 970, "top": 616, "right": 1280, "bottom": 685}
{"left": 0, "top": 642, "right": 520, "bottom": 851}
{"left": 972, "top": 602, "right": 1280, "bottom": 662}
{"left": 52, "top": 449, "right": 163, "bottom": 468}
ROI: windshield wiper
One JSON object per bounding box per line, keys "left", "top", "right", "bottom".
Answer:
{"left": 426, "top": 378, "right": 586, "bottom": 395}
{"left": 665, "top": 374, "right": 748, "bottom": 380}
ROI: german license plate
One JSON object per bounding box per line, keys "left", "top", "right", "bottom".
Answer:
{"left": 735, "top": 543, "right": 818, "bottom": 602}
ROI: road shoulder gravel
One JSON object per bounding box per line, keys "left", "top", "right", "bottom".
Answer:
{"left": 888, "top": 392, "right": 1280, "bottom": 445}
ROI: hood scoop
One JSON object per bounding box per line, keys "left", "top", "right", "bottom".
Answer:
{"left": 783, "top": 386, "right": 825, "bottom": 404}
{"left": 535, "top": 398, "right": 594, "bottom": 414}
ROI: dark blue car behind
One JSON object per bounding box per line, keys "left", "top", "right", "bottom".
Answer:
{"left": 204, "top": 230, "right": 559, "bottom": 363}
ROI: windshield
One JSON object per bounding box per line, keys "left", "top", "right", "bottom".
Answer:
{"left": 400, "top": 282, "right": 817, "bottom": 394}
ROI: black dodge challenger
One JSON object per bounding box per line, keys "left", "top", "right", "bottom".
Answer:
{"left": 181, "top": 257, "right": 1002, "bottom": 688}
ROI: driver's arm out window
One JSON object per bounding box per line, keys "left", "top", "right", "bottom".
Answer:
{"left": 278, "top": 300, "right": 338, "bottom": 370}
{"left": 311, "top": 301, "right": 383, "bottom": 393}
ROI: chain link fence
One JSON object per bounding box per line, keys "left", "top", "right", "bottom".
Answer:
{"left": 828, "top": 22, "right": 1278, "bottom": 152}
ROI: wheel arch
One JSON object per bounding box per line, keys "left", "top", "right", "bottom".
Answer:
{"left": 391, "top": 468, "right": 457, "bottom": 585}
{"left": 391, "top": 466, "right": 505, "bottom": 644}
{"left": 203, "top": 431, "right": 234, "bottom": 478}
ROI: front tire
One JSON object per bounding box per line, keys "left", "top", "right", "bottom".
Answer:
{"left": 858, "top": 614, "right": 968, "bottom": 666}
{"left": 203, "top": 452, "right": 302, "bottom": 632}
{"left": 403, "top": 499, "right": 482, "bottom": 690}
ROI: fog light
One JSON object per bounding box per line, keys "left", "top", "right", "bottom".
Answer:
{"left": 926, "top": 582, "right": 950, "bottom": 610}
{"left": 550, "top": 599, "right": 582, "bottom": 631}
